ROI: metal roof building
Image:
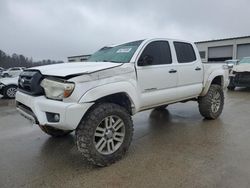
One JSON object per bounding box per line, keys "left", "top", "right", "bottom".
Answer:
{"left": 195, "top": 36, "right": 250, "bottom": 63}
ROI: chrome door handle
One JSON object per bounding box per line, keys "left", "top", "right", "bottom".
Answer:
{"left": 195, "top": 67, "right": 201, "bottom": 71}
{"left": 169, "top": 69, "right": 177, "bottom": 73}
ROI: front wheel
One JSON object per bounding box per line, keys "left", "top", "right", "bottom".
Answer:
{"left": 76, "top": 103, "right": 134, "bottom": 166}
{"left": 198, "top": 84, "right": 224, "bottom": 120}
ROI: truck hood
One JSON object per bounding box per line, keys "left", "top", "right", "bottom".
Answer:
{"left": 233, "top": 64, "right": 250, "bottom": 73}
{"left": 29, "top": 62, "right": 123, "bottom": 77}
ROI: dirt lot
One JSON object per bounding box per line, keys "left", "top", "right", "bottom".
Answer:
{"left": 1, "top": 89, "right": 250, "bottom": 188}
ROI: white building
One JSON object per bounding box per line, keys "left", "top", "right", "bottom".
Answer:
{"left": 195, "top": 36, "right": 250, "bottom": 63}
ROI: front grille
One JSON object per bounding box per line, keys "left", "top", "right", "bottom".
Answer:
{"left": 234, "top": 72, "right": 250, "bottom": 85}
{"left": 18, "top": 70, "right": 44, "bottom": 96}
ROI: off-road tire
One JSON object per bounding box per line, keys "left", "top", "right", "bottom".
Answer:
{"left": 198, "top": 84, "right": 224, "bottom": 120}
{"left": 3, "top": 85, "right": 17, "bottom": 99}
{"left": 76, "top": 103, "right": 134, "bottom": 167}
{"left": 39, "top": 125, "right": 72, "bottom": 137}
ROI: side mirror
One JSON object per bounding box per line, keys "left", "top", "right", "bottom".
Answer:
{"left": 223, "top": 63, "right": 233, "bottom": 70}
{"left": 226, "top": 62, "right": 234, "bottom": 69}
{"left": 138, "top": 55, "right": 154, "bottom": 66}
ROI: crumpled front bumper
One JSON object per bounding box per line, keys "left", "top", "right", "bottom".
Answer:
{"left": 230, "top": 72, "right": 250, "bottom": 87}
{"left": 16, "top": 91, "right": 94, "bottom": 130}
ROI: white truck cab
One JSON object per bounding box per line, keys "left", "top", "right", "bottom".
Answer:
{"left": 16, "top": 38, "right": 229, "bottom": 166}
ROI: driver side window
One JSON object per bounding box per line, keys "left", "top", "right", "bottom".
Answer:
{"left": 138, "top": 41, "right": 172, "bottom": 66}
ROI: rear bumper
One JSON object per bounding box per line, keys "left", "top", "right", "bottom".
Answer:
{"left": 16, "top": 91, "right": 94, "bottom": 130}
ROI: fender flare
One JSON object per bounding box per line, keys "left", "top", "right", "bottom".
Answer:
{"left": 78, "top": 81, "right": 140, "bottom": 113}
{"left": 201, "top": 70, "right": 226, "bottom": 96}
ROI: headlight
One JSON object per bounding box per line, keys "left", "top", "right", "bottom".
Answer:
{"left": 40, "top": 78, "right": 75, "bottom": 100}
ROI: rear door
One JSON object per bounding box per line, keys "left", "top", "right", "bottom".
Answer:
{"left": 174, "top": 42, "right": 203, "bottom": 98}
{"left": 136, "top": 40, "right": 178, "bottom": 108}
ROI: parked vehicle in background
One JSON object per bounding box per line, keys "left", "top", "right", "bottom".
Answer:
{"left": 225, "top": 59, "right": 239, "bottom": 73}
{"left": 228, "top": 57, "right": 250, "bottom": 90}
{"left": 1, "top": 67, "right": 25, "bottom": 78}
{"left": 0, "top": 77, "right": 18, "bottom": 99}
{"left": 16, "top": 38, "right": 230, "bottom": 166}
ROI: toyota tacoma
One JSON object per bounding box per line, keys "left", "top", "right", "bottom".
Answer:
{"left": 16, "top": 38, "right": 229, "bottom": 166}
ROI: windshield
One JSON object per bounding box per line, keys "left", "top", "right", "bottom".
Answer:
{"left": 87, "top": 40, "right": 144, "bottom": 63}
{"left": 239, "top": 57, "right": 250, "bottom": 64}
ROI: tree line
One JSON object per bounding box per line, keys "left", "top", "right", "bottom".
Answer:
{"left": 0, "top": 50, "right": 64, "bottom": 69}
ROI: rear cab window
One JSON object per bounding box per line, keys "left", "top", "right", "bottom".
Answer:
{"left": 174, "top": 42, "right": 196, "bottom": 63}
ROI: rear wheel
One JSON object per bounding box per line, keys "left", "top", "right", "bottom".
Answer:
{"left": 39, "top": 125, "right": 72, "bottom": 137}
{"left": 76, "top": 103, "right": 134, "bottom": 166}
{"left": 3, "top": 85, "right": 17, "bottom": 99}
{"left": 198, "top": 84, "right": 224, "bottom": 120}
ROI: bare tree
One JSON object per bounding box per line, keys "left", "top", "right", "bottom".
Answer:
{"left": 0, "top": 50, "right": 64, "bottom": 69}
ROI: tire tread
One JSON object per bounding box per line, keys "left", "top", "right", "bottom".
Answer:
{"left": 76, "top": 103, "right": 134, "bottom": 166}
{"left": 198, "top": 84, "right": 224, "bottom": 120}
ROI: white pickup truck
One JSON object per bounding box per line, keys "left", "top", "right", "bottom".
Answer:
{"left": 16, "top": 38, "right": 229, "bottom": 166}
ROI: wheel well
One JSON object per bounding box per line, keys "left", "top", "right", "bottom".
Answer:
{"left": 94, "top": 93, "right": 133, "bottom": 115}
{"left": 4, "top": 84, "right": 18, "bottom": 90}
{"left": 211, "top": 76, "right": 223, "bottom": 86}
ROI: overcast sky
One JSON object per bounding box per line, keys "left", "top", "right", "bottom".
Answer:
{"left": 0, "top": 0, "right": 249, "bottom": 61}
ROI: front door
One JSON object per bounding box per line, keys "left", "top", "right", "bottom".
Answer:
{"left": 136, "top": 40, "right": 178, "bottom": 109}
